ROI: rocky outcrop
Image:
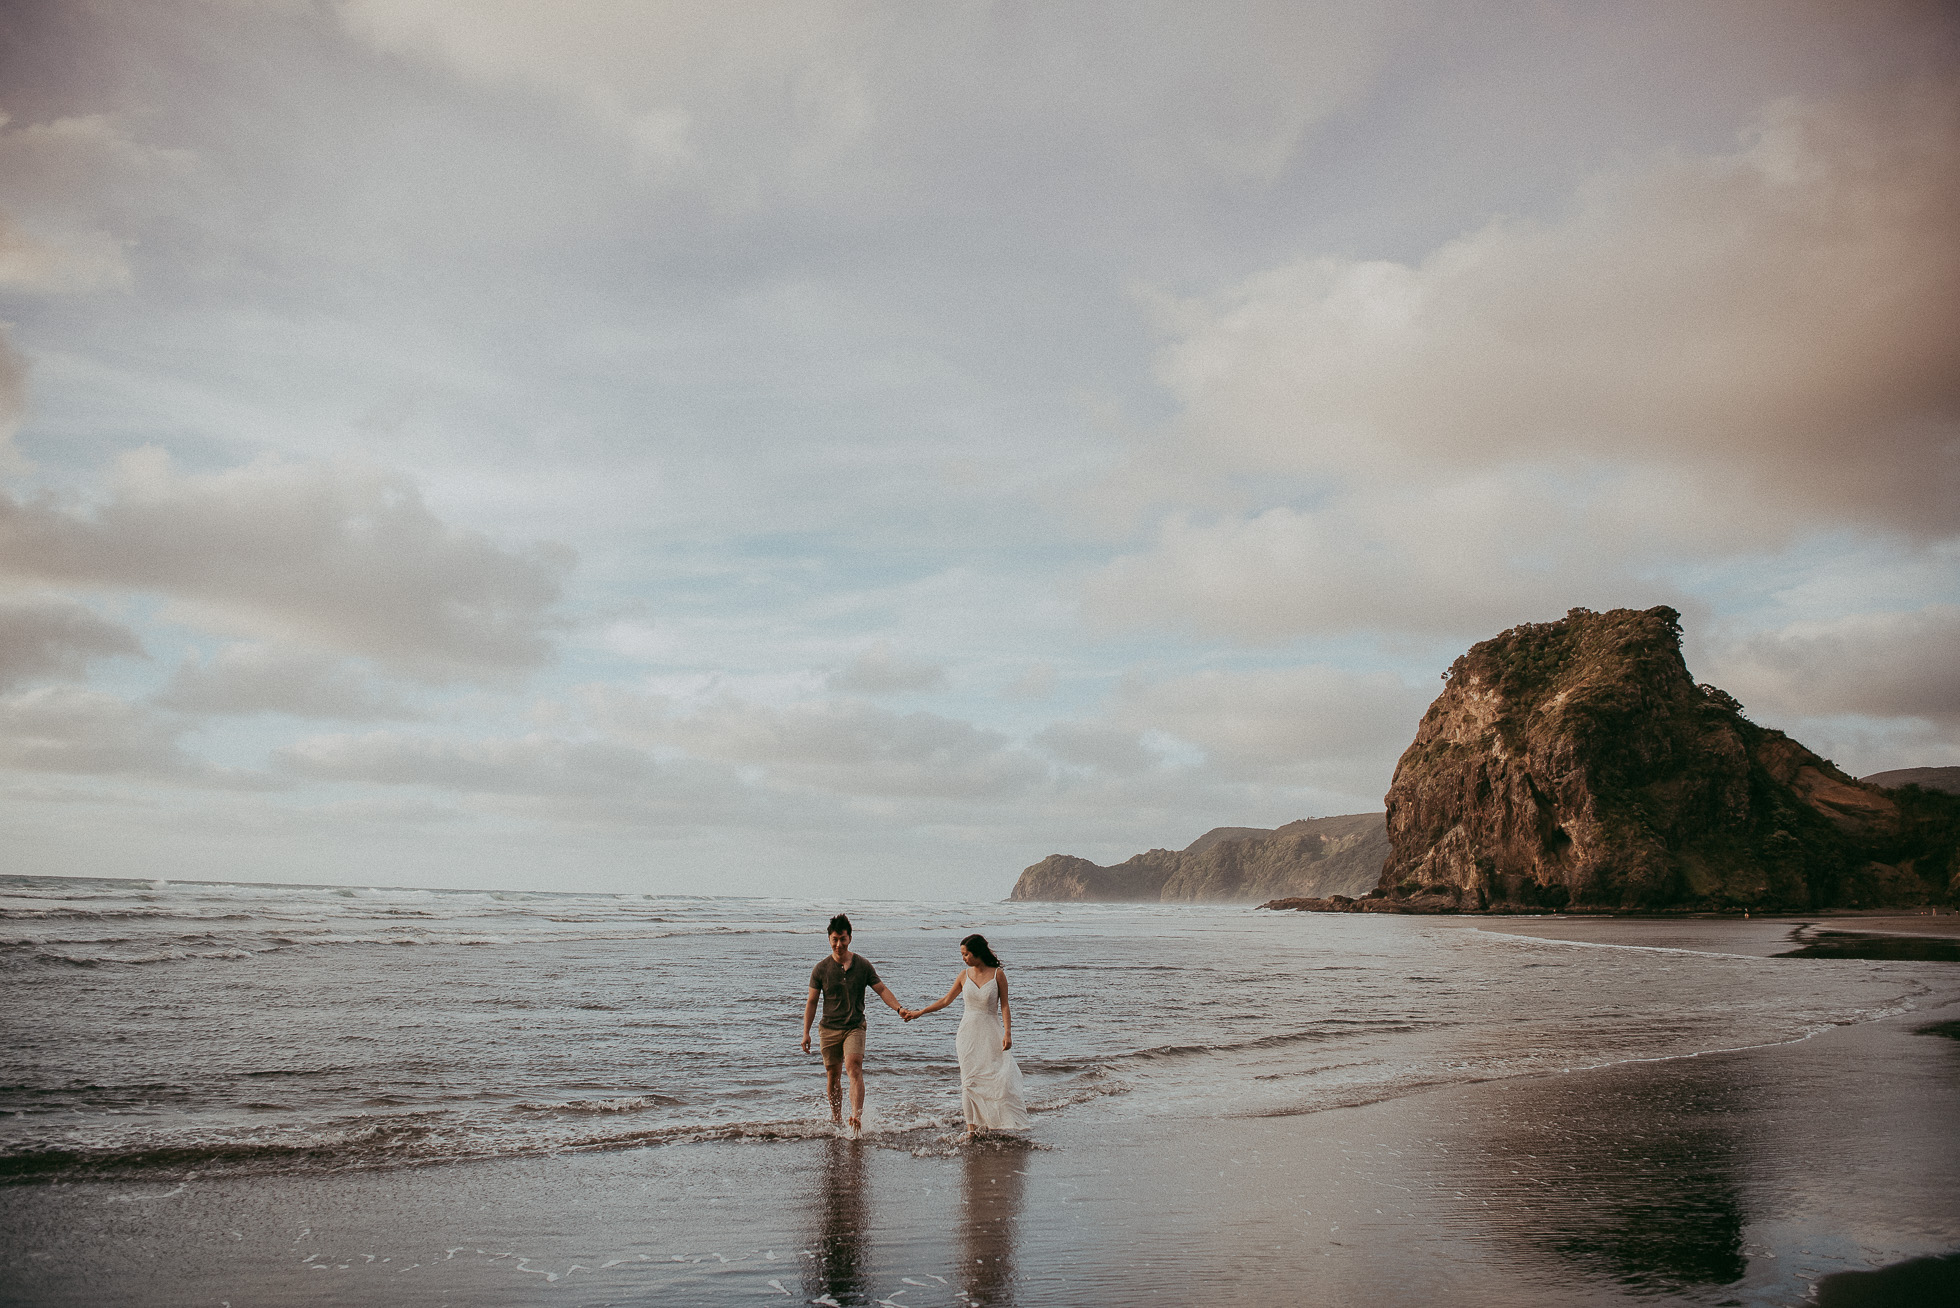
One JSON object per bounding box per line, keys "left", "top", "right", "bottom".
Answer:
{"left": 1373, "top": 607, "right": 1960, "bottom": 912}
{"left": 1010, "top": 813, "right": 1387, "bottom": 903}
{"left": 1010, "top": 850, "right": 1182, "bottom": 902}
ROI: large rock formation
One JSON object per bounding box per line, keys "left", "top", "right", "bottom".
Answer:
{"left": 1375, "top": 607, "right": 1960, "bottom": 912}
{"left": 1011, "top": 813, "right": 1387, "bottom": 903}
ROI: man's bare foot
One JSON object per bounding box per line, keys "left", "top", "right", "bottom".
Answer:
{"left": 847, "top": 1115, "right": 861, "bottom": 1132}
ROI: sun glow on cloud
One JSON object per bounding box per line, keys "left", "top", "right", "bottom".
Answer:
{"left": 1, "top": 0, "right": 1956, "bottom": 896}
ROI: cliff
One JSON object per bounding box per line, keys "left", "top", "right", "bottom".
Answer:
{"left": 1011, "top": 813, "right": 1387, "bottom": 904}
{"left": 1374, "top": 606, "right": 1960, "bottom": 912}
{"left": 1863, "top": 767, "right": 1960, "bottom": 797}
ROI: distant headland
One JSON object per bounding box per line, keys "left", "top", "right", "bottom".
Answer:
{"left": 1012, "top": 607, "right": 1960, "bottom": 914}
{"left": 1008, "top": 813, "right": 1386, "bottom": 904}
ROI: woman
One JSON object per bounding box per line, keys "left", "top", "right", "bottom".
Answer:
{"left": 903, "top": 934, "right": 1030, "bottom": 1136}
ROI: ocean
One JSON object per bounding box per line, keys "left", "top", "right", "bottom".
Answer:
{"left": 0, "top": 873, "right": 1940, "bottom": 1179}
{"left": 3, "top": 875, "right": 1957, "bottom": 1305}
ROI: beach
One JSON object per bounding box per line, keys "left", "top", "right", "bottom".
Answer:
{"left": 4, "top": 881, "right": 1958, "bottom": 1305}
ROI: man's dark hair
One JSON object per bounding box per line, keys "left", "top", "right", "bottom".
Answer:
{"left": 827, "top": 913, "right": 853, "bottom": 937}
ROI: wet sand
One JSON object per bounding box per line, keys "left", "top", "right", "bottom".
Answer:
{"left": 5, "top": 987, "right": 1957, "bottom": 1306}
{"left": 1462, "top": 912, "right": 1960, "bottom": 961}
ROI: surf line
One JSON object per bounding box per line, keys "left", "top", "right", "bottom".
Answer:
{"left": 1469, "top": 925, "right": 1776, "bottom": 963}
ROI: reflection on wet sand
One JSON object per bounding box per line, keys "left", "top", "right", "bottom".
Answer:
{"left": 1433, "top": 1052, "right": 1751, "bottom": 1296}
{"left": 804, "top": 1137, "right": 868, "bottom": 1305}
{"left": 961, "top": 1142, "right": 1027, "bottom": 1307}
{"left": 1815, "top": 1250, "right": 1960, "bottom": 1305}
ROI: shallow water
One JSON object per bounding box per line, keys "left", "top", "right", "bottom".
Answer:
{"left": 1, "top": 875, "right": 1946, "bottom": 1181}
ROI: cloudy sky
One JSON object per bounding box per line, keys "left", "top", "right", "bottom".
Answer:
{"left": 2, "top": 0, "right": 1956, "bottom": 898}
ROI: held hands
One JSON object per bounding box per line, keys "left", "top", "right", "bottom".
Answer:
{"left": 900, "top": 1007, "right": 918, "bottom": 1021}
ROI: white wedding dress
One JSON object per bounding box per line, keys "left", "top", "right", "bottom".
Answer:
{"left": 956, "top": 972, "right": 1030, "bottom": 1131}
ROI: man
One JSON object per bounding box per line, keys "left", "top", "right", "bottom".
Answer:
{"left": 801, "top": 913, "right": 908, "bottom": 1132}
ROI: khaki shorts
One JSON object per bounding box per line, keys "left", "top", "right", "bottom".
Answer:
{"left": 819, "top": 1025, "right": 865, "bottom": 1068}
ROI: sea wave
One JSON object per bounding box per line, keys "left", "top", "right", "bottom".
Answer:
{"left": 514, "top": 1095, "right": 684, "bottom": 1115}
{"left": 0, "top": 909, "right": 265, "bottom": 922}
{"left": 17, "top": 946, "right": 270, "bottom": 967}
{"left": 0, "top": 1112, "right": 929, "bottom": 1184}
{"left": 1128, "top": 1019, "right": 1446, "bottom": 1062}
{"left": 3, "top": 923, "right": 824, "bottom": 966}
{"left": 1026, "top": 1065, "right": 1128, "bottom": 1113}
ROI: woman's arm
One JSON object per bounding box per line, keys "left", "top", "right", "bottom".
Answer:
{"left": 998, "top": 969, "right": 1012, "bottom": 1050}
{"left": 908, "top": 974, "right": 966, "bottom": 1019}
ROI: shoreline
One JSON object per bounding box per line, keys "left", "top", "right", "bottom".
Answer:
{"left": 1258, "top": 897, "right": 1960, "bottom": 921}
{"left": 1448, "top": 912, "right": 1960, "bottom": 962}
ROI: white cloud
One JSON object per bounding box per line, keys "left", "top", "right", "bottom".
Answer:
{"left": 1705, "top": 604, "right": 1960, "bottom": 723}
{"left": 0, "top": 685, "right": 186, "bottom": 775}
{"left": 0, "top": 597, "right": 145, "bottom": 690}
{"left": 0, "top": 328, "right": 25, "bottom": 475}
{"left": 1144, "top": 89, "right": 1960, "bottom": 528}
{"left": 827, "top": 641, "right": 945, "bottom": 694}
{"left": 155, "top": 642, "right": 424, "bottom": 720}
{"left": 0, "top": 213, "right": 131, "bottom": 295}
{"left": 280, "top": 729, "right": 655, "bottom": 794}
{"left": 273, "top": 726, "right": 796, "bottom": 831}
{"left": 1001, "top": 661, "right": 1057, "bottom": 701}
{"left": 1112, "top": 664, "right": 1431, "bottom": 794}
{"left": 591, "top": 690, "right": 1049, "bottom": 800}
{"left": 1032, "top": 721, "right": 1163, "bottom": 777}
{"left": 337, "top": 0, "right": 1394, "bottom": 200}
{"left": 1082, "top": 87, "right": 1960, "bottom": 642}
{"left": 1084, "top": 489, "right": 1690, "bottom": 642}
{"left": 0, "top": 111, "right": 190, "bottom": 293}
{"left": 0, "top": 447, "right": 571, "bottom": 681}
{"left": 0, "top": 112, "right": 191, "bottom": 191}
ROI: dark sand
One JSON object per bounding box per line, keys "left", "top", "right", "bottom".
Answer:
{"left": 1462, "top": 911, "right": 1960, "bottom": 958}
{"left": 6, "top": 969, "right": 1958, "bottom": 1306}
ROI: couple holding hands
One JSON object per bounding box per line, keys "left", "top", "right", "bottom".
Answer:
{"left": 799, "top": 914, "right": 1029, "bottom": 1138}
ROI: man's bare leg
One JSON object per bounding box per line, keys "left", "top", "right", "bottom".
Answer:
{"left": 844, "top": 1055, "right": 865, "bottom": 1130}
{"left": 825, "top": 1062, "right": 844, "bottom": 1125}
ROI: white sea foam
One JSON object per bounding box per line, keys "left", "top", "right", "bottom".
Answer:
{"left": 514, "top": 1096, "right": 680, "bottom": 1115}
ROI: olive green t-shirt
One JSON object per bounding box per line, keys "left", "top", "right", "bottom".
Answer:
{"left": 809, "top": 953, "right": 881, "bottom": 1030}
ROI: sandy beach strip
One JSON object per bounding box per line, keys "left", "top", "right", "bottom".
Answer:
{"left": 1792, "top": 911, "right": 1960, "bottom": 939}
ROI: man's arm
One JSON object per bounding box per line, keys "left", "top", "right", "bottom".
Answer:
{"left": 872, "top": 981, "right": 906, "bottom": 1015}
{"left": 800, "top": 987, "right": 819, "bottom": 1052}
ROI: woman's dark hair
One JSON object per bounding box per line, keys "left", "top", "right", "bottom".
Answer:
{"left": 827, "top": 913, "right": 852, "bottom": 937}
{"left": 961, "top": 933, "right": 1000, "bottom": 968}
